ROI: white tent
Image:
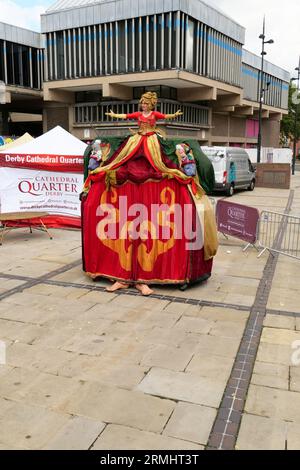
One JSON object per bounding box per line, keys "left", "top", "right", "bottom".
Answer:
{"left": 0, "top": 126, "right": 87, "bottom": 227}
{"left": 0, "top": 133, "right": 33, "bottom": 151}
{"left": 0, "top": 126, "right": 87, "bottom": 156}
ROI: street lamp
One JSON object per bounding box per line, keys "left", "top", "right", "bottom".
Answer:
{"left": 291, "top": 60, "right": 300, "bottom": 176}
{"left": 257, "top": 17, "right": 274, "bottom": 164}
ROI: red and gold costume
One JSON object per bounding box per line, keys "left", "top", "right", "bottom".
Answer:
{"left": 82, "top": 97, "right": 218, "bottom": 286}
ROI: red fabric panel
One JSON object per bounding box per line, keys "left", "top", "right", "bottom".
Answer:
{"left": 116, "top": 153, "right": 163, "bottom": 184}
{"left": 6, "top": 215, "right": 81, "bottom": 229}
{"left": 82, "top": 178, "right": 212, "bottom": 283}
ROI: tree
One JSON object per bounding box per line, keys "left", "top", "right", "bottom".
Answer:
{"left": 280, "top": 82, "right": 300, "bottom": 148}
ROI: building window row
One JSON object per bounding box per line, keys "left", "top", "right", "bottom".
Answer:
{"left": 0, "top": 39, "right": 43, "bottom": 90}
{"left": 45, "top": 11, "right": 242, "bottom": 87}
{"left": 74, "top": 86, "right": 178, "bottom": 104}
{"left": 242, "top": 63, "right": 288, "bottom": 109}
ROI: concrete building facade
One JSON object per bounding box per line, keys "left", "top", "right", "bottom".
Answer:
{"left": 0, "top": 22, "right": 44, "bottom": 135}
{"left": 1, "top": 0, "right": 290, "bottom": 146}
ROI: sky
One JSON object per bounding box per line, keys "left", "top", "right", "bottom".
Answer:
{"left": 0, "top": 0, "right": 299, "bottom": 76}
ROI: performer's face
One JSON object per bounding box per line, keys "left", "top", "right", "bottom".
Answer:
{"left": 141, "top": 101, "right": 150, "bottom": 112}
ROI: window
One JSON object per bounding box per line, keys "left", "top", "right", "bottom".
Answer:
{"left": 96, "top": 25, "right": 102, "bottom": 76}
{"left": 171, "top": 13, "right": 177, "bottom": 68}
{"left": 76, "top": 91, "right": 103, "bottom": 103}
{"left": 157, "top": 14, "right": 162, "bottom": 69}
{"left": 111, "top": 23, "right": 117, "bottom": 74}
{"left": 71, "top": 30, "right": 76, "bottom": 77}
{"left": 119, "top": 21, "right": 126, "bottom": 73}
{"left": 13, "top": 44, "right": 21, "bottom": 85}
{"left": 186, "top": 19, "right": 195, "bottom": 71}
{"left": 127, "top": 20, "right": 134, "bottom": 72}
{"left": 133, "top": 86, "right": 144, "bottom": 100}
{"left": 248, "top": 160, "right": 254, "bottom": 172}
{"left": 142, "top": 17, "right": 147, "bottom": 71}
{"left": 0, "top": 40, "right": 5, "bottom": 82}
{"left": 56, "top": 32, "right": 64, "bottom": 79}
{"left": 22, "top": 46, "right": 30, "bottom": 87}
{"left": 32, "top": 49, "right": 39, "bottom": 88}
{"left": 101, "top": 25, "right": 107, "bottom": 74}
{"left": 164, "top": 14, "right": 169, "bottom": 68}
{"left": 149, "top": 16, "right": 155, "bottom": 70}
{"left": 246, "top": 119, "right": 259, "bottom": 138}
{"left": 133, "top": 85, "right": 177, "bottom": 100}
{"left": 75, "top": 30, "right": 80, "bottom": 77}
{"left": 80, "top": 28, "right": 85, "bottom": 76}
{"left": 65, "top": 31, "right": 70, "bottom": 77}
{"left": 6, "top": 43, "right": 14, "bottom": 84}
{"left": 134, "top": 18, "right": 140, "bottom": 71}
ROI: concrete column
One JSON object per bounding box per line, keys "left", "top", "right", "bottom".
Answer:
{"left": 0, "top": 110, "right": 9, "bottom": 134}
{"left": 262, "top": 119, "right": 281, "bottom": 147}
{"left": 43, "top": 104, "right": 70, "bottom": 132}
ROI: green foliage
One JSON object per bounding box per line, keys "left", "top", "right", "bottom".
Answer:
{"left": 280, "top": 82, "right": 300, "bottom": 145}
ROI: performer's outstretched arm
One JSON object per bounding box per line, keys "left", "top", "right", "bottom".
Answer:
{"left": 165, "top": 110, "right": 183, "bottom": 119}
{"left": 153, "top": 110, "right": 183, "bottom": 120}
{"left": 106, "top": 109, "right": 127, "bottom": 119}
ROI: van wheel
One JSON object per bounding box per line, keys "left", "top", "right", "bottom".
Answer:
{"left": 248, "top": 180, "right": 255, "bottom": 191}
{"left": 227, "top": 184, "right": 234, "bottom": 197}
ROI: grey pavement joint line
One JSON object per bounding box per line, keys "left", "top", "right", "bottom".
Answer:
{"left": 267, "top": 309, "right": 300, "bottom": 319}
{"left": 7, "top": 273, "right": 299, "bottom": 318}
{"left": 207, "top": 190, "right": 295, "bottom": 450}
{"left": 0, "top": 260, "right": 82, "bottom": 301}
{"left": 42, "top": 279, "right": 251, "bottom": 312}
{"left": 0, "top": 271, "right": 251, "bottom": 312}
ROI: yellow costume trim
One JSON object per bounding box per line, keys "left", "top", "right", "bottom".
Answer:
{"left": 146, "top": 134, "right": 205, "bottom": 198}
{"left": 86, "top": 132, "right": 218, "bottom": 260}
{"left": 105, "top": 170, "right": 117, "bottom": 190}
{"left": 89, "top": 133, "right": 204, "bottom": 197}
{"left": 188, "top": 189, "right": 219, "bottom": 260}
{"left": 129, "top": 124, "right": 167, "bottom": 139}
{"left": 90, "top": 133, "right": 142, "bottom": 175}
{"left": 86, "top": 272, "right": 187, "bottom": 284}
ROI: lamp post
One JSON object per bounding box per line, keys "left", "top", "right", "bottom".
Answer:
{"left": 257, "top": 17, "right": 274, "bottom": 164}
{"left": 291, "top": 59, "right": 300, "bottom": 176}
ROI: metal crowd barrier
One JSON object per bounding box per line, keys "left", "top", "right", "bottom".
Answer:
{"left": 257, "top": 210, "right": 300, "bottom": 259}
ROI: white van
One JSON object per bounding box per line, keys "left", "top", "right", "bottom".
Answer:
{"left": 201, "top": 146, "right": 256, "bottom": 197}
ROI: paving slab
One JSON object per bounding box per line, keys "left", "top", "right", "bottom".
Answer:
{"left": 137, "top": 367, "right": 226, "bottom": 408}
{"left": 0, "top": 401, "right": 69, "bottom": 449}
{"left": 92, "top": 424, "right": 204, "bottom": 450}
{"left": 236, "top": 414, "right": 287, "bottom": 450}
{"left": 60, "top": 381, "right": 175, "bottom": 433}
{"left": 245, "top": 384, "right": 300, "bottom": 422}
{"left": 43, "top": 416, "right": 106, "bottom": 450}
{"left": 163, "top": 402, "right": 217, "bottom": 446}
{"left": 0, "top": 180, "right": 299, "bottom": 450}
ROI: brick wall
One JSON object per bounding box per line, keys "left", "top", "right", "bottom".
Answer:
{"left": 262, "top": 120, "right": 281, "bottom": 147}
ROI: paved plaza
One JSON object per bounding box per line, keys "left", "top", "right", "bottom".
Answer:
{"left": 0, "top": 175, "right": 300, "bottom": 450}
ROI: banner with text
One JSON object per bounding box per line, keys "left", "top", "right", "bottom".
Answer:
{"left": 216, "top": 200, "right": 259, "bottom": 244}
{"left": 0, "top": 153, "right": 83, "bottom": 173}
{"left": 0, "top": 167, "right": 83, "bottom": 217}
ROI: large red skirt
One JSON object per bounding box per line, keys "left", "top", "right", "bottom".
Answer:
{"left": 82, "top": 153, "right": 213, "bottom": 285}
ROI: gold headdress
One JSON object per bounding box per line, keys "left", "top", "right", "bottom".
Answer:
{"left": 140, "top": 92, "right": 158, "bottom": 110}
